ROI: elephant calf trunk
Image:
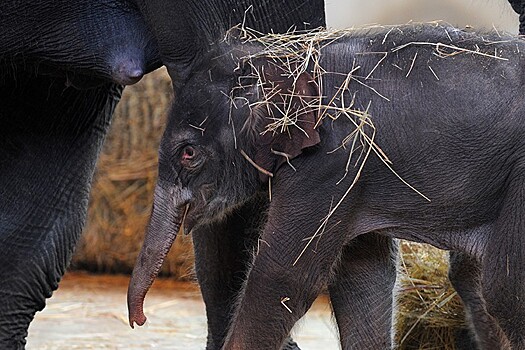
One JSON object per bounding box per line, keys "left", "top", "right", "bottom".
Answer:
{"left": 127, "top": 183, "right": 183, "bottom": 328}
{"left": 128, "top": 249, "right": 173, "bottom": 328}
{"left": 127, "top": 283, "right": 148, "bottom": 328}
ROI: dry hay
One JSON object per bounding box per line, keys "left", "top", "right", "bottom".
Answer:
{"left": 228, "top": 25, "right": 446, "bottom": 264}
{"left": 395, "top": 242, "right": 469, "bottom": 350}
{"left": 231, "top": 23, "right": 506, "bottom": 198}
{"left": 71, "top": 68, "right": 194, "bottom": 279}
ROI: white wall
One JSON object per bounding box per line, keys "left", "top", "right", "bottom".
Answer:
{"left": 325, "top": 0, "right": 518, "bottom": 33}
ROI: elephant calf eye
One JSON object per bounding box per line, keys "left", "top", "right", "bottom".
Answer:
{"left": 180, "top": 145, "right": 201, "bottom": 169}
{"left": 182, "top": 146, "right": 196, "bottom": 160}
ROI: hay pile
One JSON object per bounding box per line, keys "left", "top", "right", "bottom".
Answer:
{"left": 395, "top": 242, "right": 469, "bottom": 349}
{"left": 71, "top": 68, "right": 194, "bottom": 278}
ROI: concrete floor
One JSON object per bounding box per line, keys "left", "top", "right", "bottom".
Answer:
{"left": 27, "top": 272, "right": 339, "bottom": 350}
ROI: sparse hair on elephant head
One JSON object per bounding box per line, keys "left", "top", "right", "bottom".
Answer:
{"left": 127, "top": 36, "right": 322, "bottom": 328}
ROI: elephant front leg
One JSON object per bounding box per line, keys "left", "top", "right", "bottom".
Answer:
{"left": 223, "top": 194, "right": 348, "bottom": 350}
{"left": 192, "top": 196, "right": 266, "bottom": 349}
{"left": 193, "top": 196, "right": 301, "bottom": 350}
{"left": 0, "top": 76, "right": 121, "bottom": 347}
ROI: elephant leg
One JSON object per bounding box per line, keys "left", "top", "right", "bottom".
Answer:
{"left": 449, "top": 169, "right": 525, "bottom": 350}
{"left": 508, "top": 0, "right": 525, "bottom": 34}
{"left": 222, "top": 189, "right": 349, "bottom": 350}
{"left": 192, "top": 196, "right": 265, "bottom": 349}
{"left": 193, "top": 195, "right": 299, "bottom": 350}
{"left": 448, "top": 252, "right": 504, "bottom": 350}
{"left": 0, "top": 75, "right": 121, "bottom": 348}
{"left": 328, "top": 233, "right": 397, "bottom": 350}
{"left": 476, "top": 178, "right": 525, "bottom": 349}
{"left": 479, "top": 245, "right": 525, "bottom": 349}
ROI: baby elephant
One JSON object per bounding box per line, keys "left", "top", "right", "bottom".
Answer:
{"left": 128, "top": 23, "right": 525, "bottom": 349}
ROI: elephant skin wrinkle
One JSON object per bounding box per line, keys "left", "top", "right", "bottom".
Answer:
{"left": 0, "top": 1, "right": 161, "bottom": 347}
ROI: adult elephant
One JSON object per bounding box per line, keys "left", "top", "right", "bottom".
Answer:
{"left": 0, "top": 0, "right": 160, "bottom": 349}
{"left": 0, "top": 1, "right": 160, "bottom": 348}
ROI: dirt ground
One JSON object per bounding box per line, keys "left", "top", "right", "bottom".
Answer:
{"left": 27, "top": 272, "right": 338, "bottom": 349}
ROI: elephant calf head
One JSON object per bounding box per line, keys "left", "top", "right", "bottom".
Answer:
{"left": 127, "top": 36, "right": 322, "bottom": 327}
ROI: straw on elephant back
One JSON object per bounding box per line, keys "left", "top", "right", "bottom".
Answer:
{"left": 238, "top": 24, "right": 475, "bottom": 348}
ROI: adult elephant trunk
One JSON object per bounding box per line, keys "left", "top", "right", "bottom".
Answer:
{"left": 127, "top": 181, "right": 186, "bottom": 328}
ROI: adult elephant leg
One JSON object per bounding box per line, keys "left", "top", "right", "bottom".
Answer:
{"left": 0, "top": 74, "right": 121, "bottom": 348}
{"left": 192, "top": 195, "right": 300, "bottom": 350}
{"left": 328, "top": 233, "right": 396, "bottom": 350}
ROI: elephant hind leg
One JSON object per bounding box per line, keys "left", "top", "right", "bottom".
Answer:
{"left": 478, "top": 242, "right": 525, "bottom": 349}
{"left": 451, "top": 171, "right": 525, "bottom": 349}
{"left": 328, "top": 233, "right": 397, "bottom": 350}
{"left": 479, "top": 173, "right": 525, "bottom": 348}
{"left": 448, "top": 251, "right": 509, "bottom": 350}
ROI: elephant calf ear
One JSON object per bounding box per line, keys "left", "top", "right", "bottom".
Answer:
{"left": 253, "top": 71, "right": 321, "bottom": 181}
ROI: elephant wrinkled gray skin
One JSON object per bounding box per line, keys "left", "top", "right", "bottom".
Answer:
{"left": 509, "top": 0, "right": 525, "bottom": 34}
{"left": 0, "top": 1, "right": 159, "bottom": 86}
{"left": 133, "top": 1, "right": 327, "bottom": 349}
{"left": 129, "top": 23, "right": 525, "bottom": 349}
{"left": 0, "top": 1, "right": 160, "bottom": 348}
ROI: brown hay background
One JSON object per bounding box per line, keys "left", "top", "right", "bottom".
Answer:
{"left": 70, "top": 67, "right": 467, "bottom": 348}
{"left": 395, "top": 242, "right": 469, "bottom": 349}
{"left": 70, "top": 68, "right": 194, "bottom": 279}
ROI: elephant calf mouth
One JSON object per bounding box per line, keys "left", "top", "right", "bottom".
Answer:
{"left": 181, "top": 203, "right": 194, "bottom": 235}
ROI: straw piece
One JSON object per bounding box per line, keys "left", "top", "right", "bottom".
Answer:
{"left": 395, "top": 241, "right": 468, "bottom": 349}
